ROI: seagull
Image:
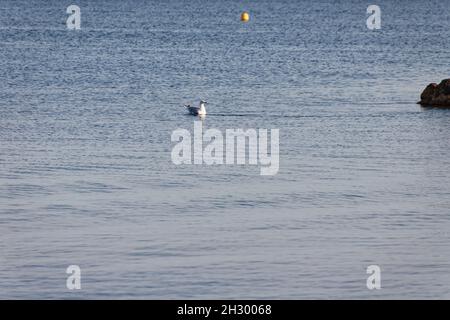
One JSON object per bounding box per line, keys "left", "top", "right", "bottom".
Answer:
{"left": 184, "top": 100, "right": 207, "bottom": 116}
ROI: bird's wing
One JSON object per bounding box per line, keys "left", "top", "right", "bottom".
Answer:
{"left": 186, "top": 106, "right": 199, "bottom": 114}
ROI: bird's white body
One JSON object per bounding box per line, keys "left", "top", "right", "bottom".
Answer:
{"left": 197, "top": 102, "right": 206, "bottom": 115}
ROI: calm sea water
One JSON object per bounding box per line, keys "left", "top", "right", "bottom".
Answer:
{"left": 1, "top": 0, "right": 449, "bottom": 299}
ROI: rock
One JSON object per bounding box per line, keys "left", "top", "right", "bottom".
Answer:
{"left": 418, "top": 79, "right": 450, "bottom": 107}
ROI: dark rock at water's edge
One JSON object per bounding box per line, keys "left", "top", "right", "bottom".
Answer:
{"left": 418, "top": 79, "right": 450, "bottom": 107}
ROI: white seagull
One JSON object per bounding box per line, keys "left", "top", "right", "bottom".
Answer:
{"left": 184, "top": 100, "right": 207, "bottom": 116}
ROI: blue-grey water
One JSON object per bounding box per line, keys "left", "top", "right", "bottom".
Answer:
{"left": 1, "top": 0, "right": 450, "bottom": 299}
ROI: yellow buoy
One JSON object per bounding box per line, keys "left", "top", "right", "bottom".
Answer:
{"left": 241, "top": 11, "right": 250, "bottom": 22}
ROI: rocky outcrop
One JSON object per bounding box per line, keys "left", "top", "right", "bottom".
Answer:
{"left": 418, "top": 79, "right": 450, "bottom": 107}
